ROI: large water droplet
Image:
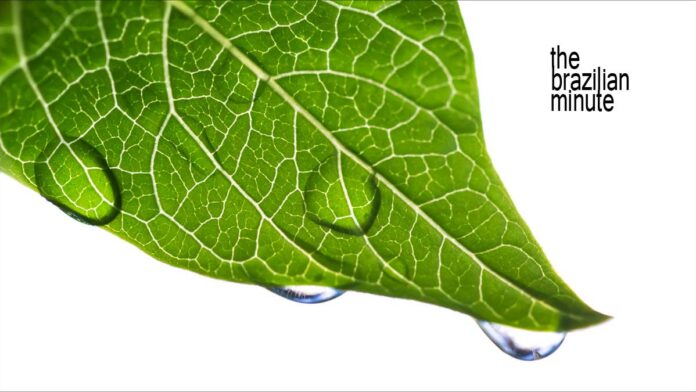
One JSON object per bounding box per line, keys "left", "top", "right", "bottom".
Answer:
{"left": 34, "top": 139, "right": 121, "bottom": 225}
{"left": 477, "top": 320, "right": 566, "bottom": 361}
{"left": 304, "top": 153, "right": 380, "bottom": 235}
{"left": 268, "top": 286, "right": 344, "bottom": 304}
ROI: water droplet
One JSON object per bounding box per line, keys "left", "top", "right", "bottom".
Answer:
{"left": 228, "top": 77, "right": 266, "bottom": 104}
{"left": 477, "top": 320, "right": 566, "bottom": 361}
{"left": 304, "top": 153, "right": 380, "bottom": 235}
{"left": 34, "top": 139, "right": 121, "bottom": 226}
{"left": 268, "top": 285, "right": 344, "bottom": 304}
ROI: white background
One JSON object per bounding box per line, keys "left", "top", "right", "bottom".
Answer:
{"left": 1, "top": 2, "right": 696, "bottom": 390}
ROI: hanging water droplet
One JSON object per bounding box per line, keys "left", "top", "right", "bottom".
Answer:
{"left": 34, "top": 139, "right": 121, "bottom": 226}
{"left": 477, "top": 320, "right": 566, "bottom": 361}
{"left": 304, "top": 153, "right": 380, "bottom": 235}
{"left": 268, "top": 285, "right": 344, "bottom": 304}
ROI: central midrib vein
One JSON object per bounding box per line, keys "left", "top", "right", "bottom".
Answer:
{"left": 167, "top": 0, "right": 577, "bottom": 320}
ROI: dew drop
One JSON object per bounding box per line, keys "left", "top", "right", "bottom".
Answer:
{"left": 304, "top": 153, "right": 380, "bottom": 235}
{"left": 228, "top": 77, "right": 266, "bottom": 105}
{"left": 268, "top": 285, "right": 344, "bottom": 304}
{"left": 34, "top": 139, "right": 121, "bottom": 226}
{"left": 477, "top": 320, "right": 566, "bottom": 361}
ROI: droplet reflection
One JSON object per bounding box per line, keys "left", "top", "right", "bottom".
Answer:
{"left": 477, "top": 320, "right": 566, "bottom": 361}
{"left": 268, "top": 285, "right": 344, "bottom": 304}
{"left": 34, "top": 139, "right": 120, "bottom": 226}
{"left": 304, "top": 154, "right": 380, "bottom": 235}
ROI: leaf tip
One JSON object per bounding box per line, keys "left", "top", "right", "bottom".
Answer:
{"left": 560, "top": 308, "right": 612, "bottom": 331}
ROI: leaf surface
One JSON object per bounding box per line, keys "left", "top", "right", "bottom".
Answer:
{"left": 0, "top": 0, "right": 607, "bottom": 331}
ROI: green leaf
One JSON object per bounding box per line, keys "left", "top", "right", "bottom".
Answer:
{"left": 0, "top": 0, "right": 608, "bottom": 331}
